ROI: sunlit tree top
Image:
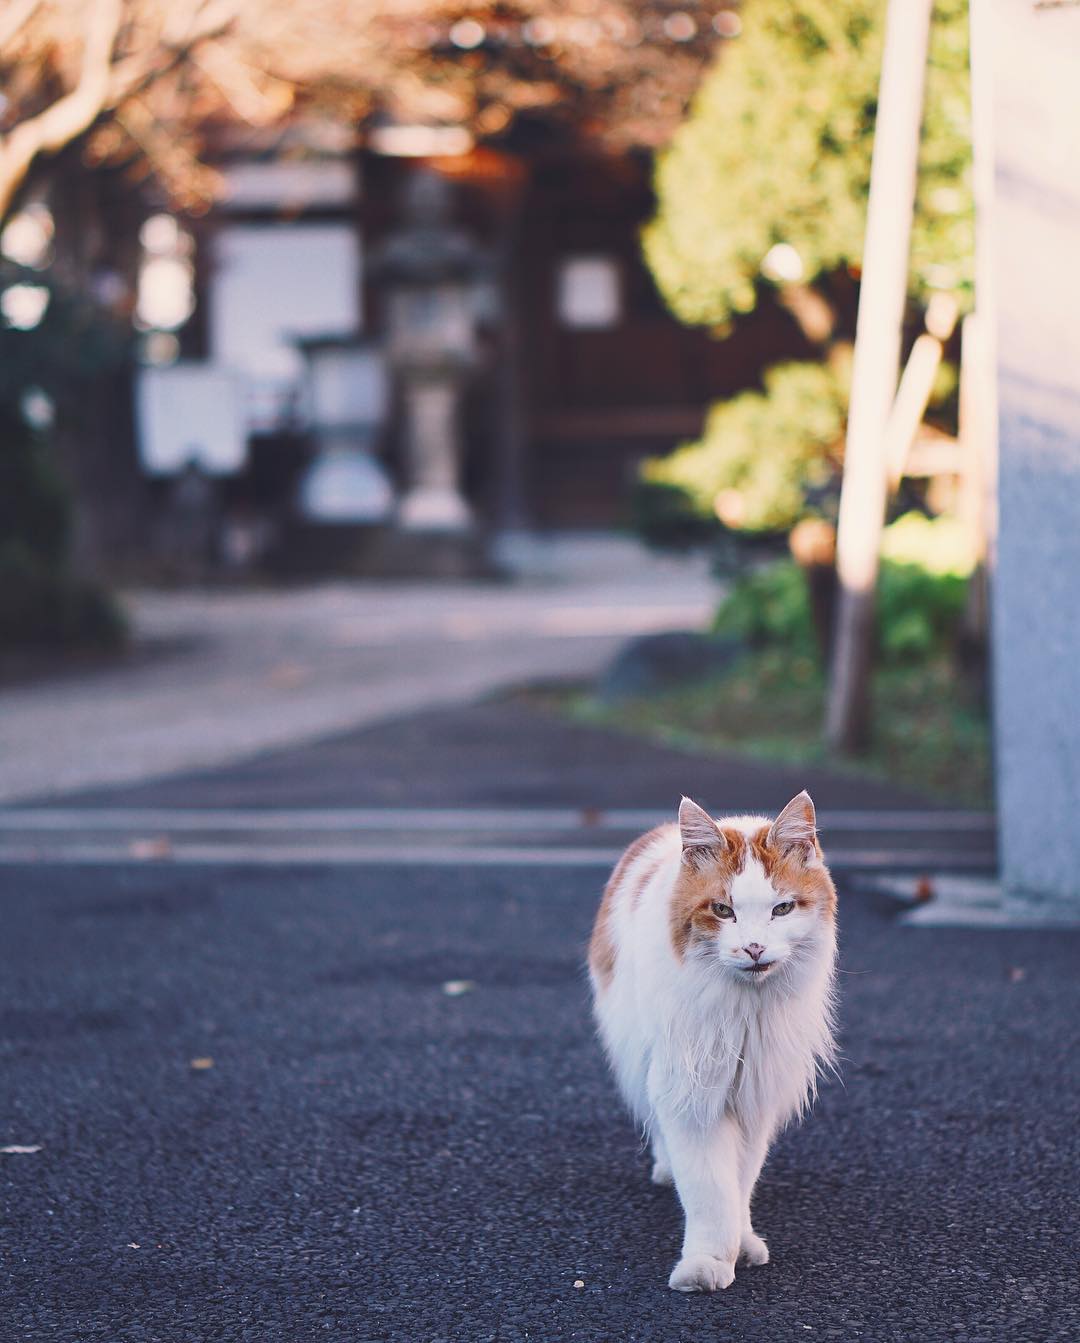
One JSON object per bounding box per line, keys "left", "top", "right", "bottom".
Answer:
{"left": 0, "top": 0, "right": 743, "bottom": 219}
{"left": 642, "top": 0, "right": 973, "bottom": 328}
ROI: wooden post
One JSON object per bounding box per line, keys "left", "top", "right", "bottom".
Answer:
{"left": 883, "top": 294, "right": 958, "bottom": 492}
{"left": 824, "top": 0, "right": 935, "bottom": 752}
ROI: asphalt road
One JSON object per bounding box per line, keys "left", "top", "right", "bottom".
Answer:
{"left": 2, "top": 861, "right": 1075, "bottom": 1343}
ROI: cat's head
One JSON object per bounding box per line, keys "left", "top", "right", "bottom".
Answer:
{"left": 671, "top": 792, "right": 837, "bottom": 984}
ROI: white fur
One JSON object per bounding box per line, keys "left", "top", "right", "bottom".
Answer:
{"left": 590, "top": 806, "right": 837, "bottom": 1293}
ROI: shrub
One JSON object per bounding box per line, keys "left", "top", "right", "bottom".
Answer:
{"left": 0, "top": 267, "right": 130, "bottom": 652}
{"left": 0, "top": 404, "right": 126, "bottom": 651}
{"left": 713, "top": 558, "right": 818, "bottom": 653}
{"left": 713, "top": 514, "right": 972, "bottom": 667}
{"left": 0, "top": 540, "right": 126, "bottom": 649}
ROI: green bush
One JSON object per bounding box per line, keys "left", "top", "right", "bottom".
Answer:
{"left": 714, "top": 514, "right": 972, "bottom": 668}
{"left": 640, "top": 361, "right": 847, "bottom": 537}
{"left": 713, "top": 559, "right": 818, "bottom": 652}
{"left": 0, "top": 267, "right": 130, "bottom": 652}
{"left": 0, "top": 405, "right": 70, "bottom": 562}
{"left": 0, "top": 404, "right": 126, "bottom": 651}
{"left": 877, "top": 563, "right": 967, "bottom": 663}
{"left": 0, "top": 540, "right": 126, "bottom": 649}
{"left": 628, "top": 478, "right": 719, "bottom": 552}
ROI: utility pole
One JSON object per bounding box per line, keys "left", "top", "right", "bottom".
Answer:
{"left": 824, "top": 0, "right": 934, "bottom": 751}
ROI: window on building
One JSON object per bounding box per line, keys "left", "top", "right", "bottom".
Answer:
{"left": 555, "top": 254, "right": 621, "bottom": 330}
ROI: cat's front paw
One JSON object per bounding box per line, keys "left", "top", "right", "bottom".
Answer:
{"left": 739, "top": 1231, "right": 770, "bottom": 1265}
{"left": 668, "top": 1254, "right": 736, "bottom": 1293}
{"left": 650, "top": 1157, "right": 673, "bottom": 1186}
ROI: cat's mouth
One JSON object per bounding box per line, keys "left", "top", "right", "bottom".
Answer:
{"left": 742, "top": 962, "right": 776, "bottom": 977}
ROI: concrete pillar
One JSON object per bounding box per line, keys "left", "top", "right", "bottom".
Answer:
{"left": 987, "top": 1, "right": 1080, "bottom": 905}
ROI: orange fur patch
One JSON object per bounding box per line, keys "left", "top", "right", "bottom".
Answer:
{"left": 589, "top": 825, "right": 668, "bottom": 987}
{"left": 670, "top": 822, "right": 836, "bottom": 960}
{"left": 746, "top": 822, "right": 836, "bottom": 916}
{"left": 670, "top": 826, "right": 746, "bottom": 959}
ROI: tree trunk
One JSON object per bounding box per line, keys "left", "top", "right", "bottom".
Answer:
{"left": 824, "top": 0, "right": 934, "bottom": 752}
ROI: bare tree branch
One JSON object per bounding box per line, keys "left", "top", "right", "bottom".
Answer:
{"left": 107, "top": 1, "right": 243, "bottom": 108}
{"left": 190, "top": 43, "right": 293, "bottom": 125}
{"left": 1, "top": 0, "right": 726, "bottom": 223}
{"left": 0, "top": 0, "right": 124, "bottom": 218}
{"left": 0, "top": 0, "right": 44, "bottom": 54}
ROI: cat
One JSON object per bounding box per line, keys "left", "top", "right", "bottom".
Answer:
{"left": 588, "top": 790, "right": 838, "bottom": 1293}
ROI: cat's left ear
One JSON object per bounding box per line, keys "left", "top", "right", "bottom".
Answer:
{"left": 768, "top": 790, "right": 819, "bottom": 863}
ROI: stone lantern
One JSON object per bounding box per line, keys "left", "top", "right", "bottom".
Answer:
{"left": 295, "top": 336, "right": 393, "bottom": 525}
{"left": 371, "top": 171, "right": 487, "bottom": 535}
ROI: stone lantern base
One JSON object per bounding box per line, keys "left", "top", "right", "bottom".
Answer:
{"left": 268, "top": 520, "right": 494, "bottom": 580}
{"left": 367, "top": 526, "right": 495, "bottom": 580}
{"left": 397, "top": 485, "right": 473, "bottom": 533}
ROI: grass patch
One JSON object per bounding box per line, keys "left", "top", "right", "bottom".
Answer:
{"left": 533, "top": 647, "right": 991, "bottom": 807}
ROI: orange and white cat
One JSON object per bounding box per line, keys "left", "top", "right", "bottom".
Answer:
{"left": 589, "top": 791, "right": 838, "bottom": 1293}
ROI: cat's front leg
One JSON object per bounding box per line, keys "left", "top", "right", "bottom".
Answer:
{"left": 656, "top": 1109, "right": 743, "bottom": 1293}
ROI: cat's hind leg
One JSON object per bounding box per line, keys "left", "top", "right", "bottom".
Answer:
{"left": 737, "top": 1123, "right": 773, "bottom": 1266}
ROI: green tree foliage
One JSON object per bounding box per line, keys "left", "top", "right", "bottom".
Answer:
{"left": 640, "top": 360, "right": 847, "bottom": 534}
{"left": 636, "top": 0, "right": 971, "bottom": 540}
{"left": 643, "top": 0, "right": 972, "bottom": 327}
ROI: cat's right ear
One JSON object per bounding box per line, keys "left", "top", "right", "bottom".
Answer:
{"left": 678, "top": 797, "right": 725, "bottom": 867}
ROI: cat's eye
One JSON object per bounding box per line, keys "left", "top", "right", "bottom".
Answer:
{"left": 772, "top": 901, "right": 796, "bottom": 917}
{"left": 711, "top": 901, "right": 735, "bottom": 921}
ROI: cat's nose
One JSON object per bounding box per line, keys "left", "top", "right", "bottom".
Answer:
{"left": 745, "top": 942, "right": 766, "bottom": 962}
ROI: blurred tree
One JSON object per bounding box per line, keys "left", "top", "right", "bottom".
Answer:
{"left": 635, "top": 0, "right": 971, "bottom": 545}
{"left": 0, "top": 265, "right": 131, "bottom": 647}
{"left": 0, "top": 0, "right": 737, "bottom": 223}
{"left": 640, "top": 359, "right": 849, "bottom": 536}
{"left": 643, "top": 0, "right": 972, "bottom": 331}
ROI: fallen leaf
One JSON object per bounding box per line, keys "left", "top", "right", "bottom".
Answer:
{"left": 0, "top": 1145, "right": 42, "bottom": 1155}
{"left": 441, "top": 980, "right": 475, "bottom": 997}
{"left": 267, "top": 662, "right": 310, "bottom": 689}
{"left": 189, "top": 1056, "right": 214, "bottom": 1070}
{"left": 913, "top": 877, "right": 935, "bottom": 904}
{"left": 573, "top": 1279, "right": 585, "bottom": 1289}
{"left": 129, "top": 836, "right": 172, "bottom": 861}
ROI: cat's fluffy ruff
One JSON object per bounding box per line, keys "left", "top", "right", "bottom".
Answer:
{"left": 589, "top": 791, "right": 837, "bottom": 1293}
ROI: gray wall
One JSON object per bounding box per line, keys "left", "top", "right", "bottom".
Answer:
{"left": 990, "top": 1, "right": 1080, "bottom": 901}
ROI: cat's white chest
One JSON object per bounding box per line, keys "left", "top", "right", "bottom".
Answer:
{"left": 655, "top": 990, "right": 818, "bottom": 1131}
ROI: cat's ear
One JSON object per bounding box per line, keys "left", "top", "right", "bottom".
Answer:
{"left": 768, "top": 790, "right": 818, "bottom": 862}
{"left": 679, "top": 797, "right": 726, "bottom": 866}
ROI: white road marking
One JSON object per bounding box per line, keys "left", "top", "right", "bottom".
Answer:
{"left": 0, "top": 807, "right": 996, "bottom": 833}
{"left": 0, "top": 842, "right": 995, "bottom": 870}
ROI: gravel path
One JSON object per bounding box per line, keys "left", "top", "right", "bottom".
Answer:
{"left": 0, "top": 543, "right": 715, "bottom": 802}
